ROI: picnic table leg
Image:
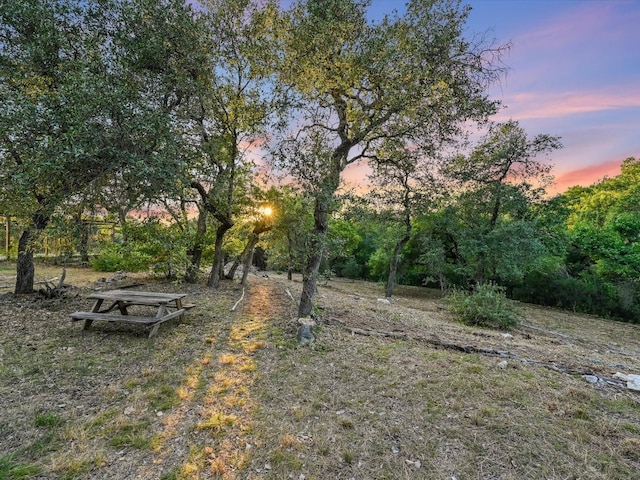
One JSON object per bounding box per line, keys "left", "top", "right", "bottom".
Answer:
{"left": 84, "top": 299, "right": 104, "bottom": 330}
{"left": 148, "top": 303, "right": 168, "bottom": 339}
{"left": 116, "top": 300, "right": 129, "bottom": 315}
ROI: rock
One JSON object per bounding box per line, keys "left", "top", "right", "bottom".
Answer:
{"left": 627, "top": 374, "right": 640, "bottom": 391}
{"left": 497, "top": 360, "right": 508, "bottom": 369}
{"left": 377, "top": 298, "right": 391, "bottom": 304}
{"left": 500, "top": 333, "right": 513, "bottom": 339}
{"left": 405, "top": 459, "right": 421, "bottom": 469}
{"left": 296, "top": 324, "right": 314, "bottom": 345}
{"left": 614, "top": 372, "right": 640, "bottom": 391}
{"left": 614, "top": 372, "right": 640, "bottom": 392}
{"left": 583, "top": 375, "right": 599, "bottom": 384}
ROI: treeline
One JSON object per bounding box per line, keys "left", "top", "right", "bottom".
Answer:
{"left": 319, "top": 157, "right": 639, "bottom": 323}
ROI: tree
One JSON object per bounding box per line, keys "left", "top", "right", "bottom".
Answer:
{"left": 565, "top": 158, "right": 640, "bottom": 288}
{"left": 187, "top": 0, "right": 280, "bottom": 287}
{"left": 444, "top": 120, "right": 561, "bottom": 284}
{"left": 368, "top": 142, "right": 442, "bottom": 298}
{"left": 0, "top": 0, "right": 207, "bottom": 293}
{"left": 274, "top": 0, "right": 506, "bottom": 316}
{"left": 0, "top": 0, "right": 119, "bottom": 293}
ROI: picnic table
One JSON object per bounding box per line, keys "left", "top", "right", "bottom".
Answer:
{"left": 70, "top": 289, "right": 194, "bottom": 338}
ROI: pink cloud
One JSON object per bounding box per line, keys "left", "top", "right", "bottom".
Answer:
{"left": 494, "top": 86, "right": 640, "bottom": 121}
{"left": 550, "top": 158, "right": 623, "bottom": 194}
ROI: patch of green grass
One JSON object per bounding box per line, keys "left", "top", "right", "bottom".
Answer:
{"left": 622, "top": 424, "right": 640, "bottom": 435}
{"left": 85, "top": 406, "right": 120, "bottom": 431}
{"left": 0, "top": 454, "right": 41, "bottom": 480}
{"left": 269, "top": 449, "right": 303, "bottom": 471}
{"left": 159, "top": 467, "right": 180, "bottom": 480}
{"left": 108, "top": 421, "right": 152, "bottom": 449}
{"left": 341, "top": 450, "right": 355, "bottom": 464}
{"left": 34, "top": 412, "right": 65, "bottom": 428}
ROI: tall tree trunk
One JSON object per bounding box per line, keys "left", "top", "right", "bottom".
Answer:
{"left": 385, "top": 202, "right": 412, "bottom": 298}
{"left": 226, "top": 240, "right": 251, "bottom": 280}
{"left": 15, "top": 228, "right": 36, "bottom": 294}
{"left": 299, "top": 194, "right": 331, "bottom": 316}
{"left": 185, "top": 207, "right": 207, "bottom": 283}
{"left": 14, "top": 212, "right": 49, "bottom": 294}
{"left": 207, "top": 223, "right": 232, "bottom": 288}
{"left": 230, "top": 220, "right": 272, "bottom": 282}
{"left": 385, "top": 232, "right": 411, "bottom": 298}
{"left": 240, "top": 235, "right": 260, "bottom": 287}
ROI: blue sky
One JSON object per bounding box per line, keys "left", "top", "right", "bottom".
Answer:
{"left": 354, "top": 0, "right": 640, "bottom": 193}
{"left": 444, "top": 0, "right": 640, "bottom": 193}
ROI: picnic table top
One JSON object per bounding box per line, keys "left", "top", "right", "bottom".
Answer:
{"left": 87, "top": 289, "right": 187, "bottom": 304}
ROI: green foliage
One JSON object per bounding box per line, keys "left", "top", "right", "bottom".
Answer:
{"left": 0, "top": 454, "right": 40, "bottom": 480}
{"left": 34, "top": 412, "right": 64, "bottom": 428}
{"left": 91, "top": 219, "right": 188, "bottom": 277}
{"left": 513, "top": 269, "right": 639, "bottom": 322}
{"left": 446, "top": 283, "right": 520, "bottom": 329}
{"left": 91, "top": 243, "right": 151, "bottom": 273}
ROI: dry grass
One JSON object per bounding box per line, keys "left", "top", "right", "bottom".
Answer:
{"left": 1, "top": 263, "right": 639, "bottom": 479}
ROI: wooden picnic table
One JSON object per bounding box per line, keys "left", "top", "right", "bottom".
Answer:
{"left": 70, "top": 289, "right": 194, "bottom": 338}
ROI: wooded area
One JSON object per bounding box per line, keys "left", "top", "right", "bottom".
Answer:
{"left": 1, "top": 0, "right": 638, "bottom": 323}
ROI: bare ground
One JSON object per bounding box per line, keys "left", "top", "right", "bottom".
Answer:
{"left": 1, "top": 265, "right": 639, "bottom": 479}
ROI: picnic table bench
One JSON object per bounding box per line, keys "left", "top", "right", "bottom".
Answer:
{"left": 70, "top": 289, "right": 195, "bottom": 338}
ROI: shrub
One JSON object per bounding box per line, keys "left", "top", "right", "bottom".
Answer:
{"left": 91, "top": 244, "right": 152, "bottom": 272}
{"left": 446, "top": 282, "right": 519, "bottom": 329}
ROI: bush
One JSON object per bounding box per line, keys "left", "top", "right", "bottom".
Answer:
{"left": 91, "top": 244, "right": 152, "bottom": 272}
{"left": 446, "top": 282, "right": 519, "bottom": 329}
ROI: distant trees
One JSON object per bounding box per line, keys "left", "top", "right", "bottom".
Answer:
{"left": 559, "top": 157, "right": 640, "bottom": 318}
{"left": 442, "top": 120, "right": 562, "bottom": 285}
{"left": 367, "top": 143, "right": 442, "bottom": 298}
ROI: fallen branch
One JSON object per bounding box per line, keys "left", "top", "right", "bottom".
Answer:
{"left": 285, "top": 288, "right": 296, "bottom": 303}
{"left": 231, "top": 287, "right": 245, "bottom": 311}
{"left": 345, "top": 326, "right": 408, "bottom": 340}
{"left": 38, "top": 269, "right": 69, "bottom": 299}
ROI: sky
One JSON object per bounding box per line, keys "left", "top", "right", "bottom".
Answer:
{"left": 340, "top": 0, "right": 640, "bottom": 194}
{"left": 464, "top": 0, "right": 640, "bottom": 194}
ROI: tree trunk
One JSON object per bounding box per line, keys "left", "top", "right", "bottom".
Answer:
{"left": 226, "top": 236, "right": 254, "bottom": 280}
{"left": 207, "top": 223, "right": 232, "bottom": 288}
{"left": 225, "top": 256, "right": 242, "bottom": 280}
{"left": 15, "top": 228, "right": 36, "bottom": 294}
{"left": 240, "top": 235, "right": 259, "bottom": 286}
{"left": 185, "top": 207, "right": 207, "bottom": 283}
{"left": 385, "top": 232, "right": 411, "bottom": 298}
{"left": 14, "top": 213, "right": 49, "bottom": 294}
{"left": 299, "top": 196, "right": 331, "bottom": 316}
{"left": 227, "top": 218, "right": 272, "bottom": 281}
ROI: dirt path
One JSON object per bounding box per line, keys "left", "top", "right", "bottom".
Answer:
{"left": 129, "top": 277, "right": 293, "bottom": 479}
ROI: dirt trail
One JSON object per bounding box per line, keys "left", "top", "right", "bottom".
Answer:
{"left": 131, "top": 277, "right": 293, "bottom": 479}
